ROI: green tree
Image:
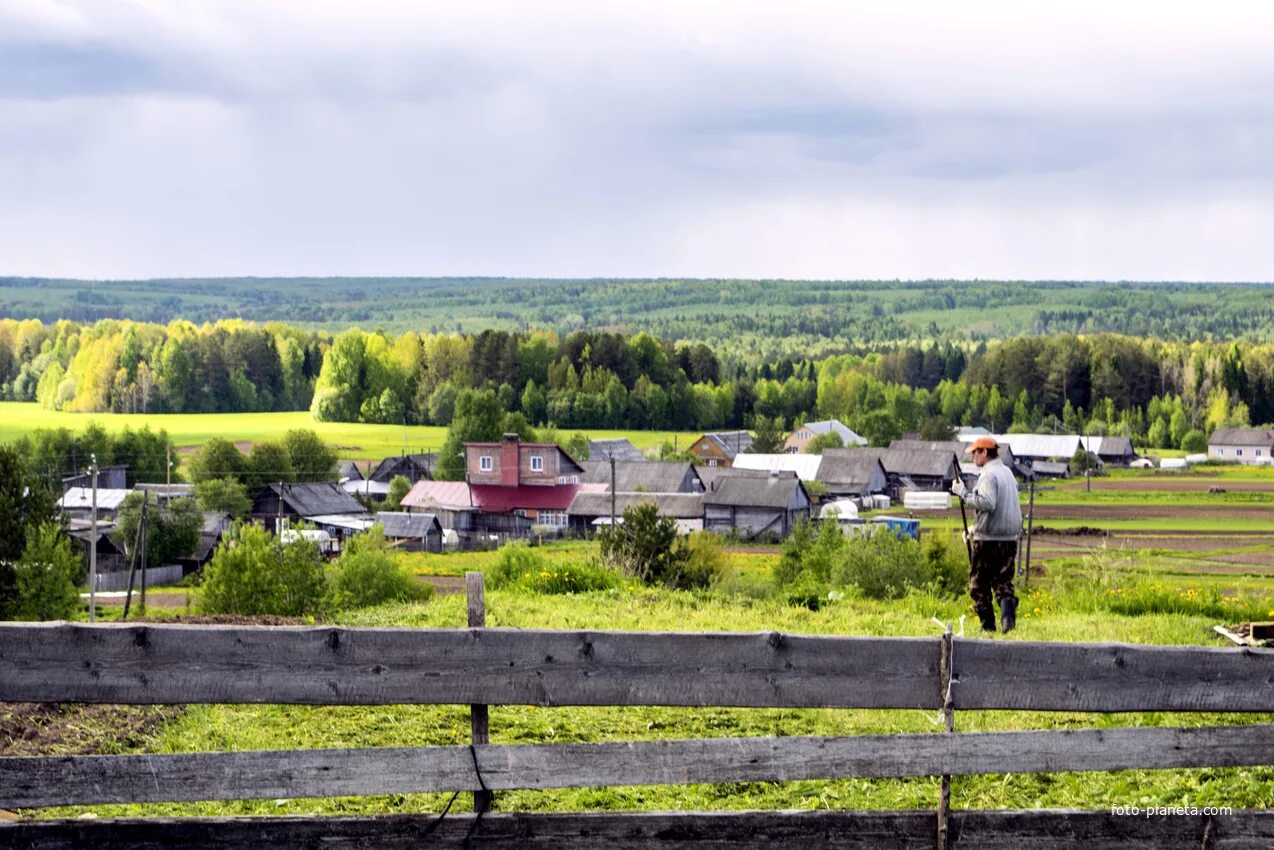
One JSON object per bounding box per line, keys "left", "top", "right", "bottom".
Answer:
{"left": 0, "top": 445, "right": 58, "bottom": 617}
{"left": 1147, "top": 417, "right": 1170, "bottom": 449}
{"left": 195, "top": 477, "right": 251, "bottom": 518}
{"left": 187, "top": 438, "right": 247, "bottom": 484}
{"left": 245, "top": 441, "right": 294, "bottom": 490}
{"left": 804, "top": 431, "right": 845, "bottom": 454}
{"left": 435, "top": 389, "right": 524, "bottom": 480}
{"left": 748, "top": 415, "right": 784, "bottom": 453}
{"left": 520, "top": 379, "right": 547, "bottom": 424}
{"left": 384, "top": 475, "right": 412, "bottom": 511}
{"left": 283, "top": 429, "right": 337, "bottom": 481}
{"left": 598, "top": 502, "right": 696, "bottom": 588}
{"left": 115, "top": 494, "right": 202, "bottom": 568}
{"left": 200, "top": 523, "right": 327, "bottom": 616}
{"left": 12, "top": 522, "right": 81, "bottom": 620}
{"left": 856, "top": 410, "right": 902, "bottom": 447}
{"left": 1180, "top": 429, "right": 1208, "bottom": 453}
{"left": 918, "top": 416, "right": 957, "bottom": 441}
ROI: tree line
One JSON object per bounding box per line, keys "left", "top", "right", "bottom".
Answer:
{"left": 2, "top": 316, "right": 1272, "bottom": 449}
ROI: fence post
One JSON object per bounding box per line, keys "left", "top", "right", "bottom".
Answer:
{"left": 467, "top": 571, "right": 493, "bottom": 813}
{"left": 936, "top": 630, "right": 954, "bottom": 850}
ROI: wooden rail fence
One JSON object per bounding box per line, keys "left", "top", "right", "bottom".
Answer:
{"left": 1, "top": 574, "right": 1272, "bottom": 848}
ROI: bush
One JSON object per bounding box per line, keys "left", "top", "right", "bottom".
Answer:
{"left": 599, "top": 503, "right": 697, "bottom": 589}
{"left": 1180, "top": 429, "right": 1208, "bottom": 453}
{"left": 329, "top": 527, "right": 433, "bottom": 610}
{"left": 12, "top": 523, "right": 80, "bottom": 620}
{"left": 682, "top": 531, "right": 727, "bottom": 590}
{"left": 489, "top": 542, "right": 619, "bottom": 594}
{"left": 200, "top": 523, "right": 328, "bottom": 616}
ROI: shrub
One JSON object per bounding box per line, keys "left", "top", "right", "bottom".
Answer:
{"left": 833, "top": 532, "right": 934, "bottom": 600}
{"left": 12, "top": 522, "right": 80, "bottom": 620}
{"left": 200, "top": 523, "right": 328, "bottom": 616}
{"left": 1180, "top": 429, "right": 1208, "bottom": 453}
{"left": 329, "top": 527, "right": 433, "bottom": 610}
{"left": 489, "top": 542, "right": 619, "bottom": 594}
{"left": 682, "top": 531, "right": 727, "bottom": 590}
{"left": 598, "top": 503, "right": 695, "bottom": 589}
{"left": 922, "top": 532, "right": 970, "bottom": 599}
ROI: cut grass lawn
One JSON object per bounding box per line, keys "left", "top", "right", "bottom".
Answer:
{"left": 0, "top": 402, "right": 698, "bottom": 460}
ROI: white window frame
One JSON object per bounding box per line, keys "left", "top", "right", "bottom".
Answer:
{"left": 1236, "top": 449, "right": 1244, "bottom": 457}
{"left": 530, "top": 455, "right": 544, "bottom": 472}
{"left": 479, "top": 455, "right": 493, "bottom": 472}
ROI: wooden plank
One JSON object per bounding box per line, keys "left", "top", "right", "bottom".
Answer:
{"left": 3, "top": 810, "right": 1272, "bottom": 849}
{"left": 0, "top": 623, "right": 939, "bottom": 709}
{"left": 954, "top": 638, "right": 1274, "bottom": 712}
{"left": 466, "top": 571, "right": 493, "bottom": 814}
{"left": 5, "top": 725, "right": 1272, "bottom": 809}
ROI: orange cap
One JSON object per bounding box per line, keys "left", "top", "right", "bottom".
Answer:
{"left": 970, "top": 436, "right": 998, "bottom": 451}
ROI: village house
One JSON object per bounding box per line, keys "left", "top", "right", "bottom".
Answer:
{"left": 702, "top": 470, "right": 811, "bottom": 540}
{"left": 1208, "top": 427, "right": 1274, "bottom": 464}
{"left": 821, "top": 447, "right": 959, "bottom": 502}
{"left": 783, "top": 419, "right": 866, "bottom": 453}
{"left": 810, "top": 451, "right": 889, "bottom": 501}
{"left": 567, "top": 491, "right": 704, "bottom": 535}
{"left": 688, "top": 430, "right": 753, "bottom": 468}
{"left": 375, "top": 511, "right": 444, "bottom": 553}
{"left": 250, "top": 482, "right": 370, "bottom": 549}
{"left": 401, "top": 435, "right": 599, "bottom": 541}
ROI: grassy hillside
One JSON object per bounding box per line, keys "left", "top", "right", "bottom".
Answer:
{"left": 0, "top": 402, "right": 697, "bottom": 461}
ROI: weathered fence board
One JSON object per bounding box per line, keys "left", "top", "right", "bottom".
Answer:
{"left": 5, "top": 725, "right": 1271, "bottom": 809}
{"left": 3, "top": 810, "right": 1271, "bottom": 850}
{"left": 0, "top": 623, "right": 940, "bottom": 709}
{"left": 955, "top": 639, "right": 1274, "bottom": 712}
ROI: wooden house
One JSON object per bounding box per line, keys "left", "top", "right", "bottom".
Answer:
{"left": 688, "top": 431, "right": 753, "bottom": 468}
{"left": 702, "top": 470, "right": 811, "bottom": 540}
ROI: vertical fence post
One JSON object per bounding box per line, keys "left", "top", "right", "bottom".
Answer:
{"left": 467, "top": 571, "right": 493, "bottom": 813}
{"left": 936, "top": 630, "right": 954, "bottom": 850}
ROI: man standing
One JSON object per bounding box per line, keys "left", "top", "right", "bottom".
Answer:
{"left": 951, "top": 436, "right": 1022, "bottom": 633}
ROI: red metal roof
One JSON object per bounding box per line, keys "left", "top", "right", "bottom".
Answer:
{"left": 471, "top": 484, "right": 582, "bottom": 512}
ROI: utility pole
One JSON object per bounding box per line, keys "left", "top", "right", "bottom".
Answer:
{"left": 166, "top": 444, "right": 172, "bottom": 486}
{"left": 88, "top": 456, "right": 98, "bottom": 622}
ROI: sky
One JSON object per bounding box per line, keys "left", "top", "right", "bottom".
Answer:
{"left": 2, "top": 1, "right": 1273, "bottom": 281}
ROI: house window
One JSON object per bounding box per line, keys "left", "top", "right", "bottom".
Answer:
{"left": 479, "top": 455, "right": 493, "bottom": 472}
{"left": 1258, "top": 450, "right": 1264, "bottom": 457}
{"left": 708, "top": 459, "right": 718, "bottom": 467}
{"left": 540, "top": 510, "right": 567, "bottom": 528}
{"left": 530, "top": 455, "right": 544, "bottom": 472}
{"left": 1236, "top": 449, "right": 1244, "bottom": 457}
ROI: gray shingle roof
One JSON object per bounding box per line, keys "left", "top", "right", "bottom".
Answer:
{"left": 568, "top": 491, "right": 704, "bottom": 519}
{"left": 579, "top": 461, "right": 700, "bottom": 492}
{"left": 1209, "top": 427, "right": 1274, "bottom": 447}
{"left": 824, "top": 447, "right": 959, "bottom": 479}
{"left": 704, "top": 431, "right": 754, "bottom": 457}
{"left": 815, "top": 450, "right": 887, "bottom": 491}
{"left": 703, "top": 472, "right": 807, "bottom": 509}
{"left": 588, "top": 438, "right": 646, "bottom": 463}
{"left": 375, "top": 512, "right": 441, "bottom": 538}
{"left": 267, "top": 482, "right": 367, "bottom": 517}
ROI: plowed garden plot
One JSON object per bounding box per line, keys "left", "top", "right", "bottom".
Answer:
{"left": 1028, "top": 503, "right": 1273, "bottom": 520}
{"left": 1058, "top": 476, "right": 1274, "bottom": 492}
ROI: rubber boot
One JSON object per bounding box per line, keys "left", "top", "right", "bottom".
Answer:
{"left": 999, "top": 596, "right": 1017, "bottom": 634}
{"left": 978, "top": 612, "right": 997, "bottom": 633}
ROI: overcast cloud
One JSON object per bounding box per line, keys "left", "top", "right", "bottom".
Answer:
{"left": 2, "top": 0, "right": 1273, "bottom": 280}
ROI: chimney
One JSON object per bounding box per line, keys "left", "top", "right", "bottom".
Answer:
{"left": 501, "top": 433, "right": 520, "bottom": 487}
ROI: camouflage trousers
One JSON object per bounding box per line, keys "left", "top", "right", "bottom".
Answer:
{"left": 969, "top": 539, "right": 1018, "bottom": 628}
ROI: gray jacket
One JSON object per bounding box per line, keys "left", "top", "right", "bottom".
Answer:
{"left": 961, "top": 458, "right": 1022, "bottom": 541}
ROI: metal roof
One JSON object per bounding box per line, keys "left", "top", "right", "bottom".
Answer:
{"left": 58, "top": 488, "right": 132, "bottom": 512}
{"left": 265, "top": 482, "right": 368, "bottom": 518}
{"left": 792, "top": 420, "right": 866, "bottom": 446}
{"left": 733, "top": 453, "right": 823, "bottom": 481}
{"left": 1209, "top": 428, "right": 1274, "bottom": 447}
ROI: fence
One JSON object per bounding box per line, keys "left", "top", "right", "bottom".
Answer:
{"left": 1, "top": 575, "right": 1272, "bottom": 848}
{"left": 91, "top": 564, "right": 184, "bottom": 593}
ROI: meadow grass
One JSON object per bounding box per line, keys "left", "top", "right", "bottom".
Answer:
{"left": 0, "top": 402, "right": 698, "bottom": 459}
{"left": 45, "top": 585, "right": 1274, "bottom": 820}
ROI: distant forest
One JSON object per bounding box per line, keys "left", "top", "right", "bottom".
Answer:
{"left": 3, "top": 278, "right": 1274, "bottom": 361}
{"left": 0, "top": 314, "right": 1267, "bottom": 451}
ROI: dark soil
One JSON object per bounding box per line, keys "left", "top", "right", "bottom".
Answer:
{"left": 0, "top": 703, "right": 182, "bottom": 758}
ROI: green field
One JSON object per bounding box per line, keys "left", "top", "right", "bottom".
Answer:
{"left": 0, "top": 402, "right": 698, "bottom": 461}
